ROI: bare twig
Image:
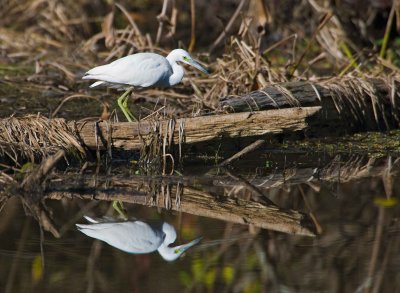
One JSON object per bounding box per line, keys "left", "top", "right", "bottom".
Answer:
{"left": 287, "top": 12, "right": 333, "bottom": 79}
{"left": 224, "top": 169, "right": 276, "bottom": 206}
{"left": 188, "top": 0, "right": 196, "bottom": 52}
{"left": 219, "top": 139, "right": 265, "bottom": 166}
{"left": 156, "top": 0, "right": 170, "bottom": 45}
{"left": 21, "top": 149, "right": 66, "bottom": 191}
{"left": 365, "top": 207, "right": 385, "bottom": 293}
{"left": 209, "top": 0, "right": 248, "bottom": 52}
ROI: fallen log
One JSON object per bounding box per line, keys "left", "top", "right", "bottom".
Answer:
{"left": 0, "top": 106, "right": 318, "bottom": 157}
{"left": 220, "top": 78, "right": 400, "bottom": 131}
{"left": 1, "top": 78, "right": 399, "bottom": 156}
{"left": 76, "top": 106, "right": 320, "bottom": 150}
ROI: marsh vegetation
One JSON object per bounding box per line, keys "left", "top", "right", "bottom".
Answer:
{"left": 1, "top": 0, "right": 400, "bottom": 292}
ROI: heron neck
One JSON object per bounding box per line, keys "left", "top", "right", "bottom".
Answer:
{"left": 157, "top": 243, "right": 178, "bottom": 261}
{"left": 168, "top": 62, "right": 184, "bottom": 86}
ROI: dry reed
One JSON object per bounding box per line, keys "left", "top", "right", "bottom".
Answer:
{"left": 0, "top": 115, "right": 86, "bottom": 161}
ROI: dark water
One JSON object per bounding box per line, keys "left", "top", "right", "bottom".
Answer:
{"left": 1, "top": 152, "right": 400, "bottom": 292}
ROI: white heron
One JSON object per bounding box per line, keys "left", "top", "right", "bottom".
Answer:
{"left": 76, "top": 216, "right": 202, "bottom": 261}
{"left": 82, "top": 49, "right": 209, "bottom": 122}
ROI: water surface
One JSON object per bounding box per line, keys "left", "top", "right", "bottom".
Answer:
{"left": 1, "top": 152, "right": 399, "bottom": 292}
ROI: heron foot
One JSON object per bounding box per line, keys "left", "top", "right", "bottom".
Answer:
{"left": 112, "top": 200, "right": 128, "bottom": 220}
{"left": 117, "top": 88, "right": 138, "bottom": 122}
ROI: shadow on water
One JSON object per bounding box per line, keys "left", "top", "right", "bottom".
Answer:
{"left": 1, "top": 151, "right": 400, "bottom": 292}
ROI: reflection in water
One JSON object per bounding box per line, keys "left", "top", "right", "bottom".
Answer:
{"left": 76, "top": 216, "right": 202, "bottom": 261}
{"left": 1, "top": 153, "right": 400, "bottom": 292}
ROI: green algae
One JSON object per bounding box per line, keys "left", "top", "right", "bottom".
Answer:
{"left": 283, "top": 130, "right": 400, "bottom": 158}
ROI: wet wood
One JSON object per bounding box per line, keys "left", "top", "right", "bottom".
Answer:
{"left": 75, "top": 106, "right": 320, "bottom": 150}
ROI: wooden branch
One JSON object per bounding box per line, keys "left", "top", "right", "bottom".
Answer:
{"left": 75, "top": 106, "right": 320, "bottom": 150}
{"left": 209, "top": 0, "right": 248, "bottom": 52}
{"left": 219, "top": 139, "right": 265, "bottom": 166}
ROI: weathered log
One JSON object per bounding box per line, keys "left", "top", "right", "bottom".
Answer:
{"left": 75, "top": 107, "right": 320, "bottom": 150}
{"left": 1, "top": 78, "right": 399, "bottom": 156}
{"left": 220, "top": 78, "right": 400, "bottom": 131}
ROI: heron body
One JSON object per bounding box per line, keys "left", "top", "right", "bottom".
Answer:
{"left": 76, "top": 216, "right": 202, "bottom": 261}
{"left": 82, "top": 49, "right": 208, "bottom": 122}
{"left": 83, "top": 53, "right": 173, "bottom": 89}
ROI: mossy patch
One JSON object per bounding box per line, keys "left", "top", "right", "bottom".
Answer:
{"left": 283, "top": 130, "right": 400, "bottom": 157}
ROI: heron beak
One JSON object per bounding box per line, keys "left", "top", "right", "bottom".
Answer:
{"left": 188, "top": 59, "right": 209, "bottom": 75}
{"left": 174, "top": 237, "right": 203, "bottom": 255}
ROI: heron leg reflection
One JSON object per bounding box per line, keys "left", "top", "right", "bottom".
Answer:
{"left": 117, "top": 87, "right": 138, "bottom": 122}
{"left": 112, "top": 200, "right": 128, "bottom": 220}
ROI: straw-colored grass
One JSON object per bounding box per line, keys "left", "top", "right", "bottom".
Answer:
{"left": 1, "top": 0, "right": 400, "bottom": 164}
{"left": 0, "top": 115, "right": 86, "bottom": 161}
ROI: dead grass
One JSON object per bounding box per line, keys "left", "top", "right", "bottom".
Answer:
{"left": 1, "top": 0, "right": 400, "bottom": 164}
{"left": 322, "top": 77, "right": 400, "bottom": 129}
{"left": 1, "top": 0, "right": 399, "bottom": 115}
{"left": 0, "top": 115, "right": 86, "bottom": 162}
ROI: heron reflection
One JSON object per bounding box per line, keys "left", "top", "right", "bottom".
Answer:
{"left": 76, "top": 216, "right": 202, "bottom": 261}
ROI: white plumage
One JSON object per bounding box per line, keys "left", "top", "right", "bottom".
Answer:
{"left": 84, "top": 53, "right": 171, "bottom": 88}
{"left": 76, "top": 216, "right": 202, "bottom": 261}
{"left": 82, "top": 49, "right": 208, "bottom": 122}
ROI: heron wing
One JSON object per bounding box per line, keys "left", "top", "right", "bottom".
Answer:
{"left": 83, "top": 53, "right": 172, "bottom": 88}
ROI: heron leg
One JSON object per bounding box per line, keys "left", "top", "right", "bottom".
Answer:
{"left": 117, "top": 88, "right": 138, "bottom": 122}
{"left": 114, "top": 88, "right": 135, "bottom": 219}
{"left": 112, "top": 200, "right": 128, "bottom": 220}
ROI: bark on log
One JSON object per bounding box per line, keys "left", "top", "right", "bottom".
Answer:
{"left": 75, "top": 107, "right": 320, "bottom": 150}
{"left": 1, "top": 78, "right": 399, "bottom": 156}
{"left": 220, "top": 78, "right": 400, "bottom": 131}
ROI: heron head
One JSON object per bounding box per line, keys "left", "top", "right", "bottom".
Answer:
{"left": 170, "top": 49, "right": 209, "bottom": 75}
{"left": 159, "top": 237, "right": 203, "bottom": 261}
{"left": 159, "top": 222, "right": 202, "bottom": 261}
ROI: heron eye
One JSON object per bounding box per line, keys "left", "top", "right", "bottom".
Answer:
{"left": 183, "top": 56, "right": 189, "bottom": 61}
{"left": 174, "top": 249, "right": 181, "bottom": 254}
